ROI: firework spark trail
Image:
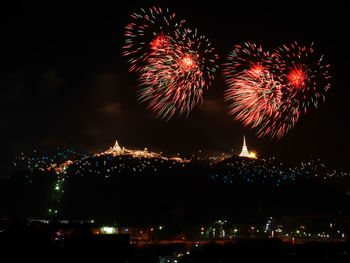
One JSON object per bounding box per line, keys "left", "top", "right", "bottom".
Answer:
{"left": 275, "top": 41, "right": 331, "bottom": 113}
{"left": 123, "top": 9, "right": 330, "bottom": 129}
{"left": 223, "top": 42, "right": 330, "bottom": 139}
{"left": 222, "top": 43, "right": 277, "bottom": 79}
{"left": 138, "top": 51, "right": 201, "bottom": 119}
{"left": 226, "top": 69, "right": 283, "bottom": 129}
{"left": 257, "top": 100, "right": 300, "bottom": 139}
{"left": 122, "top": 8, "right": 218, "bottom": 119}
{"left": 138, "top": 28, "right": 218, "bottom": 119}
{"left": 223, "top": 43, "right": 285, "bottom": 135}
{"left": 122, "top": 7, "right": 186, "bottom": 73}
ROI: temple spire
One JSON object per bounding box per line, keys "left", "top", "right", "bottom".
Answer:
{"left": 112, "top": 140, "right": 122, "bottom": 152}
{"left": 239, "top": 135, "right": 251, "bottom": 158}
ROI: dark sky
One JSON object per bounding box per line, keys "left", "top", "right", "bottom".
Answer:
{"left": 1, "top": 1, "right": 349, "bottom": 177}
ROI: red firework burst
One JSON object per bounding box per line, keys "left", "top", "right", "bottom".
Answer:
{"left": 225, "top": 66, "right": 283, "bottom": 129}
{"left": 223, "top": 42, "right": 330, "bottom": 139}
{"left": 137, "top": 28, "right": 218, "bottom": 120}
{"left": 122, "top": 7, "right": 185, "bottom": 72}
{"left": 286, "top": 65, "right": 309, "bottom": 89}
{"left": 275, "top": 41, "right": 331, "bottom": 112}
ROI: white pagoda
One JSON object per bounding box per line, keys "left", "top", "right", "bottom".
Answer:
{"left": 112, "top": 140, "right": 122, "bottom": 152}
{"left": 239, "top": 135, "right": 257, "bottom": 158}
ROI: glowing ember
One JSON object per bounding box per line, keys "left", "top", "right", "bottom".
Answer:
{"left": 287, "top": 66, "right": 308, "bottom": 89}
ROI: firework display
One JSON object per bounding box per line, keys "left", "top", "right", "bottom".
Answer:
{"left": 138, "top": 28, "right": 219, "bottom": 119}
{"left": 223, "top": 42, "right": 330, "bottom": 139}
{"left": 122, "top": 8, "right": 331, "bottom": 132}
{"left": 222, "top": 43, "right": 277, "bottom": 78}
{"left": 275, "top": 42, "right": 331, "bottom": 113}
{"left": 123, "top": 7, "right": 218, "bottom": 119}
{"left": 225, "top": 66, "right": 283, "bottom": 129}
{"left": 122, "top": 7, "right": 185, "bottom": 73}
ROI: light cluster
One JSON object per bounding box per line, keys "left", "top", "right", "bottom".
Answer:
{"left": 201, "top": 218, "right": 346, "bottom": 242}
{"left": 15, "top": 144, "right": 349, "bottom": 188}
{"left": 210, "top": 156, "right": 349, "bottom": 186}
{"left": 211, "top": 156, "right": 296, "bottom": 186}
{"left": 14, "top": 141, "right": 188, "bottom": 179}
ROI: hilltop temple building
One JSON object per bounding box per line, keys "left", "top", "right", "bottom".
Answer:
{"left": 98, "top": 140, "right": 188, "bottom": 163}
{"left": 239, "top": 136, "right": 257, "bottom": 159}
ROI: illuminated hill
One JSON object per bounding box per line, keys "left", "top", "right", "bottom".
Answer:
{"left": 2, "top": 141, "right": 350, "bottom": 222}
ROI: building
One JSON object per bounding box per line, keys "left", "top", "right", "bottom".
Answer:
{"left": 239, "top": 136, "right": 257, "bottom": 159}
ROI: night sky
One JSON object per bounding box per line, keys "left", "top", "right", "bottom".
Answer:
{"left": 1, "top": 1, "right": 349, "bottom": 178}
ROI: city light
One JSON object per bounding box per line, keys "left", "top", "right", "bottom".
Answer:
{"left": 101, "top": 226, "right": 117, "bottom": 234}
{"left": 248, "top": 152, "right": 257, "bottom": 158}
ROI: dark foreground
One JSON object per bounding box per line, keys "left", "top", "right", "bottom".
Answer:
{"left": 1, "top": 222, "right": 349, "bottom": 262}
